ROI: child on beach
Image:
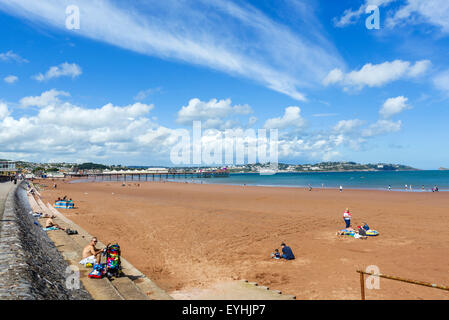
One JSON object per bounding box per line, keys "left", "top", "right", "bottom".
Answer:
{"left": 270, "top": 249, "right": 281, "bottom": 260}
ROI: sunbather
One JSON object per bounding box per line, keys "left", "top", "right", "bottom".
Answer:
{"left": 80, "top": 237, "right": 104, "bottom": 266}
{"left": 45, "top": 215, "right": 65, "bottom": 230}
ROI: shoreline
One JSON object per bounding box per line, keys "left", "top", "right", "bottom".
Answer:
{"left": 66, "top": 177, "right": 448, "bottom": 192}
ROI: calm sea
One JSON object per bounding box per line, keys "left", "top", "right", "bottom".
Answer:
{"left": 174, "top": 170, "right": 449, "bottom": 191}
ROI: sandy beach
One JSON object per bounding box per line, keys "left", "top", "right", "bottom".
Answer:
{"left": 36, "top": 179, "right": 449, "bottom": 299}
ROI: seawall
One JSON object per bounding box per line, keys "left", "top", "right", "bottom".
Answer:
{"left": 0, "top": 181, "right": 91, "bottom": 300}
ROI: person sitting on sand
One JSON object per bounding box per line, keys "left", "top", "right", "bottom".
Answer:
{"left": 343, "top": 208, "right": 352, "bottom": 229}
{"left": 362, "top": 222, "right": 370, "bottom": 231}
{"left": 271, "top": 249, "right": 281, "bottom": 260}
{"left": 45, "top": 215, "right": 65, "bottom": 230}
{"left": 79, "top": 237, "right": 104, "bottom": 266}
{"left": 280, "top": 243, "right": 295, "bottom": 260}
{"left": 354, "top": 227, "right": 368, "bottom": 240}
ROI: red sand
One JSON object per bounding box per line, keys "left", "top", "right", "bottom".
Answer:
{"left": 37, "top": 179, "right": 449, "bottom": 299}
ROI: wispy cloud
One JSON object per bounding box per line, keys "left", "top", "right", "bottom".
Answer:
{"left": 335, "top": 0, "right": 449, "bottom": 34}
{"left": 33, "top": 62, "right": 82, "bottom": 81}
{"left": 386, "top": 0, "right": 449, "bottom": 33}
{"left": 134, "top": 87, "right": 162, "bottom": 101}
{"left": 4, "top": 75, "right": 18, "bottom": 84}
{"left": 0, "top": 0, "right": 344, "bottom": 101}
{"left": 0, "top": 50, "right": 29, "bottom": 63}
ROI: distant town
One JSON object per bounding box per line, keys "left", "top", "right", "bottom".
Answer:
{"left": 0, "top": 159, "right": 421, "bottom": 178}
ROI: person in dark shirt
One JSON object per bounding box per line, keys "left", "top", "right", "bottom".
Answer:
{"left": 362, "top": 222, "right": 370, "bottom": 231}
{"left": 280, "top": 243, "right": 295, "bottom": 260}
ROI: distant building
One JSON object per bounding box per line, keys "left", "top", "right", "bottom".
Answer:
{"left": 0, "top": 161, "right": 17, "bottom": 176}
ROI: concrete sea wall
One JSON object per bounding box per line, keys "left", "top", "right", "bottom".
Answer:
{"left": 0, "top": 182, "right": 91, "bottom": 300}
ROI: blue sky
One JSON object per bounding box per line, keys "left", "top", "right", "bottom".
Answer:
{"left": 0, "top": 0, "right": 448, "bottom": 169}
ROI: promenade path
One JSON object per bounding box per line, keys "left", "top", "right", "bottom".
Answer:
{"left": 0, "top": 181, "right": 14, "bottom": 229}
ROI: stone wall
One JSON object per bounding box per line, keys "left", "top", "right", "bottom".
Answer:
{"left": 0, "top": 182, "right": 92, "bottom": 300}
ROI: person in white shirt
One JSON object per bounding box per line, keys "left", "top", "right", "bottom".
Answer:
{"left": 343, "top": 208, "right": 352, "bottom": 229}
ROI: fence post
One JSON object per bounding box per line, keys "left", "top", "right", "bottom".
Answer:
{"left": 360, "top": 272, "right": 365, "bottom": 300}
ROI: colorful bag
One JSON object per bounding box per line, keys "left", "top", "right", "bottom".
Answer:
{"left": 88, "top": 263, "right": 105, "bottom": 279}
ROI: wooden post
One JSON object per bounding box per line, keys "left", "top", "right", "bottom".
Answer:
{"left": 360, "top": 272, "right": 365, "bottom": 300}
{"left": 357, "top": 269, "right": 449, "bottom": 300}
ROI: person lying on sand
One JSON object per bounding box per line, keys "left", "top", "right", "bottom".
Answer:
{"left": 336, "top": 227, "right": 354, "bottom": 236}
{"left": 79, "top": 237, "right": 104, "bottom": 266}
{"left": 45, "top": 215, "right": 65, "bottom": 230}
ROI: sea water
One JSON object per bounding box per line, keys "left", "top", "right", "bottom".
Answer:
{"left": 181, "top": 171, "right": 449, "bottom": 191}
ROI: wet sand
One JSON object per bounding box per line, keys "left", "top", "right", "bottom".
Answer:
{"left": 36, "top": 179, "right": 449, "bottom": 299}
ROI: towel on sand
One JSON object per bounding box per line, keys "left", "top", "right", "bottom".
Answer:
{"left": 43, "top": 227, "right": 59, "bottom": 231}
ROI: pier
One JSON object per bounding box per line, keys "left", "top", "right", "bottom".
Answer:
{"left": 64, "top": 169, "right": 229, "bottom": 181}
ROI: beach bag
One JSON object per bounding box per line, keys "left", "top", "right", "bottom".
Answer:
{"left": 105, "top": 244, "right": 122, "bottom": 278}
{"left": 66, "top": 228, "right": 78, "bottom": 235}
{"left": 88, "top": 263, "right": 105, "bottom": 279}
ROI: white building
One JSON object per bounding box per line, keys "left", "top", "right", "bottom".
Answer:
{"left": 0, "top": 161, "right": 16, "bottom": 176}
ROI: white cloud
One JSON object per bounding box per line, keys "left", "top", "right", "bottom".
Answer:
{"left": 333, "top": 119, "right": 365, "bottom": 133}
{"left": 323, "top": 60, "right": 431, "bottom": 90}
{"left": 0, "top": 103, "right": 10, "bottom": 119}
{"left": 263, "top": 106, "right": 305, "bottom": 130}
{"left": 323, "top": 69, "right": 344, "bottom": 86}
{"left": 177, "top": 98, "right": 252, "bottom": 129}
{"left": 433, "top": 69, "right": 449, "bottom": 93}
{"left": 0, "top": 90, "right": 158, "bottom": 163}
{"left": 387, "top": 0, "right": 449, "bottom": 33}
{"left": 0, "top": 50, "right": 28, "bottom": 63}
{"left": 362, "top": 119, "right": 402, "bottom": 137}
{"left": 33, "top": 62, "right": 82, "bottom": 81}
{"left": 4, "top": 75, "right": 18, "bottom": 84}
{"left": 0, "top": 0, "right": 344, "bottom": 100}
{"left": 379, "top": 96, "right": 410, "bottom": 118}
{"left": 20, "top": 89, "right": 70, "bottom": 108}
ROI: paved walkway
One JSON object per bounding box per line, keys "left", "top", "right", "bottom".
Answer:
{"left": 0, "top": 181, "right": 14, "bottom": 226}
